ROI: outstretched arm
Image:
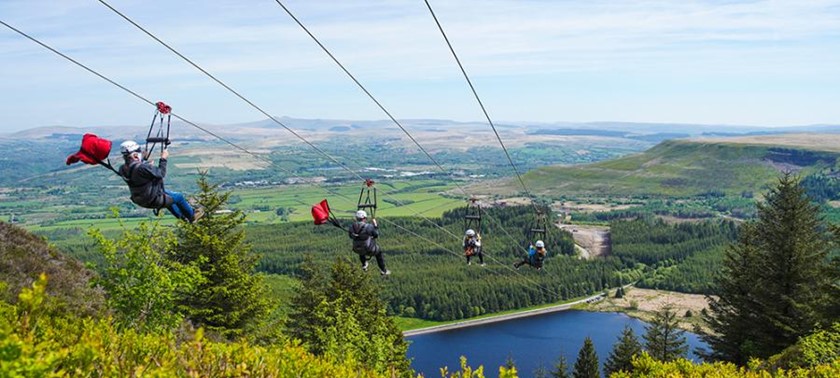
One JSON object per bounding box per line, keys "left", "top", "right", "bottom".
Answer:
{"left": 158, "top": 149, "right": 169, "bottom": 178}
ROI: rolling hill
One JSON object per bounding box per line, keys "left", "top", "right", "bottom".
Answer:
{"left": 493, "top": 134, "right": 840, "bottom": 198}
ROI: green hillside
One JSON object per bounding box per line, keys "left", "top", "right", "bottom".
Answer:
{"left": 522, "top": 139, "right": 840, "bottom": 197}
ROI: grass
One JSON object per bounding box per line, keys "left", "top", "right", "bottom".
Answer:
{"left": 19, "top": 179, "right": 464, "bottom": 231}
{"left": 393, "top": 317, "right": 444, "bottom": 331}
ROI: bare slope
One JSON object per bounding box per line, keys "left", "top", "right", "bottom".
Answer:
{"left": 0, "top": 221, "right": 104, "bottom": 315}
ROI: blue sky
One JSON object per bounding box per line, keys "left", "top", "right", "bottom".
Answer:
{"left": 1, "top": 0, "right": 839, "bottom": 133}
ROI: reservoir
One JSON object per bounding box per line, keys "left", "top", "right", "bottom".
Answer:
{"left": 406, "top": 310, "right": 708, "bottom": 377}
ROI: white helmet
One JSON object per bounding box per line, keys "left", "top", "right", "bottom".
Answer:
{"left": 120, "top": 140, "right": 141, "bottom": 156}
{"left": 535, "top": 240, "right": 545, "bottom": 248}
{"left": 355, "top": 210, "right": 367, "bottom": 220}
{"left": 465, "top": 229, "right": 476, "bottom": 237}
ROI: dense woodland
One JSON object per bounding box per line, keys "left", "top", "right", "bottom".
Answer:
{"left": 611, "top": 217, "right": 738, "bottom": 294}
{"left": 801, "top": 169, "right": 840, "bottom": 202}
{"left": 249, "top": 206, "right": 740, "bottom": 320}
{"left": 251, "top": 205, "right": 630, "bottom": 321}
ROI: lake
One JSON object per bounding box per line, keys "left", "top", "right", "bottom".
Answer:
{"left": 406, "top": 310, "right": 708, "bottom": 378}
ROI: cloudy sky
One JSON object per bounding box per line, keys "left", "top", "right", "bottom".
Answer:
{"left": 1, "top": 0, "right": 839, "bottom": 132}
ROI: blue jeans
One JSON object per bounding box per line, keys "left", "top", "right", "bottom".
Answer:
{"left": 165, "top": 190, "right": 194, "bottom": 222}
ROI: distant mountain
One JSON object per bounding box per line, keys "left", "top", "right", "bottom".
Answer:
{"left": 7, "top": 117, "right": 838, "bottom": 143}
{"left": 6, "top": 125, "right": 145, "bottom": 140}
{"left": 524, "top": 121, "right": 840, "bottom": 136}
{"left": 488, "top": 133, "right": 840, "bottom": 198}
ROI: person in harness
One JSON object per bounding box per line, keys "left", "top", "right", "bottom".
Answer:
{"left": 463, "top": 229, "right": 485, "bottom": 266}
{"left": 514, "top": 240, "right": 547, "bottom": 270}
{"left": 118, "top": 140, "right": 202, "bottom": 223}
{"left": 349, "top": 210, "right": 390, "bottom": 276}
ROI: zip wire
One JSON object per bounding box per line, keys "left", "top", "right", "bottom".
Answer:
{"left": 95, "top": 0, "right": 356, "bottom": 180}
{"left": 272, "top": 0, "right": 451, "bottom": 178}
{"left": 96, "top": 2, "right": 505, "bottom": 259}
{"left": 270, "top": 0, "right": 561, "bottom": 297}
{"left": 0, "top": 19, "right": 266, "bottom": 167}
{"left": 1, "top": 17, "right": 485, "bottom": 270}
{"left": 4, "top": 12, "right": 560, "bottom": 299}
{"left": 270, "top": 0, "right": 550, "bottom": 261}
{"left": 99, "top": 3, "right": 536, "bottom": 267}
{"left": 423, "top": 0, "right": 540, "bottom": 214}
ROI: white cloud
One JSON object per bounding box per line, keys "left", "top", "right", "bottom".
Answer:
{"left": 0, "top": 0, "right": 839, "bottom": 131}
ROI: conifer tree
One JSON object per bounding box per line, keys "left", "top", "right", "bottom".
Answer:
{"left": 829, "top": 225, "right": 840, "bottom": 318}
{"left": 604, "top": 324, "right": 643, "bottom": 376}
{"left": 643, "top": 305, "right": 688, "bottom": 362}
{"left": 550, "top": 353, "right": 571, "bottom": 378}
{"left": 287, "top": 254, "right": 327, "bottom": 348}
{"left": 572, "top": 337, "right": 599, "bottom": 378}
{"left": 702, "top": 222, "right": 762, "bottom": 363}
{"left": 614, "top": 286, "right": 625, "bottom": 299}
{"left": 704, "top": 173, "right": 838, "bottom": 362}
{"left": 504, "top": 354, "right": 517, "bottom": 370}
{"left": 287, "top": 257, "right": 411, "bottom": 377}
{"left": 171, "top": 174, "right": 269, "bottom": 338}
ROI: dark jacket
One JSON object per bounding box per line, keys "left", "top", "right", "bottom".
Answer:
{"left": 119, "top": 158, "right": 168, "bottom": 209}
{"left": 528, "top": 245, "right": 547, "bottom": 267}
{"left": 349, "top": 221, "right": 379, "bottom": 255}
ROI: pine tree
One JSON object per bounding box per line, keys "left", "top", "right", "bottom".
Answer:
{"left": 751, "top": 173, "right": 834, "bottom": 356}
{"left": 702, "top": 223, "right": 762, "bottom": 363}
{"left": 704, "top": 173, "right": 838, "bottom": 362}
{"left": 604, "top": 324, "right": 643, "bottom": 376}
{"left": 829, "top": 225, "right": 840, "bottom": 318}
{"left": 287, "top": 257, "right": 411, "bottom": 377}
{"left": 643, "top": 305, "right": 688, "bottom": 362}
{"left": 551, "top": 353, "right": 571, "bottom": 378}
{"left": 170, "top": 174, "right": 270, "bottom": 338}
{"left": 504, "top": 354, "right": 517, "bottom": 370}
{"left": 572, "top": 337, "right": 599, "bottom": 378}
{"left": 287, "top": 254, "right": 328, "bottom": 350}
{"left": 614, "top": 286, "right": 625, "bottom": 299}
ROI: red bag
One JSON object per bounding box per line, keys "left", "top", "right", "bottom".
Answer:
{"left": 66, "top": 133, "right": 113, "bottom": 165}
{"left": 311, "top": 199, "right": 331, "bottom": 225}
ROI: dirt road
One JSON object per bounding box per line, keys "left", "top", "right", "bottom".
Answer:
{"left": 558, "top": 224, "right": 611, "bottom": 259}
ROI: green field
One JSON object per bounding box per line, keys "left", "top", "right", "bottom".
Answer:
{"left": 19, "top": 179, "right": 464, "bottom": 232}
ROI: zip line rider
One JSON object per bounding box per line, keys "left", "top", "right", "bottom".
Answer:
{"left": 118, "top": 140, "right": 202, "bottom": 222}
{"left": 349, "top": 209, "right": 390, "bottom": 276}
{"left": 514, "top": 240, "right": 547, "bottom": 270}
{"left": 463, "top": 229, "right": 485, "bottom": 266}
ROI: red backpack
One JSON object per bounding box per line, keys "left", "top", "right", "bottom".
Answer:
{"left": 66, "top": 133, "right": 112, "bottom": 165}
{"left": 311, "top": 199, "right": 341, "bottom": 228}
{"left": 66, "top": 133, "right": 124, "bottom": 178}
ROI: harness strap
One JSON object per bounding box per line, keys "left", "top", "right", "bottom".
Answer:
{"left": 145, "top": 101, "right": 173, "bottom": 155}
